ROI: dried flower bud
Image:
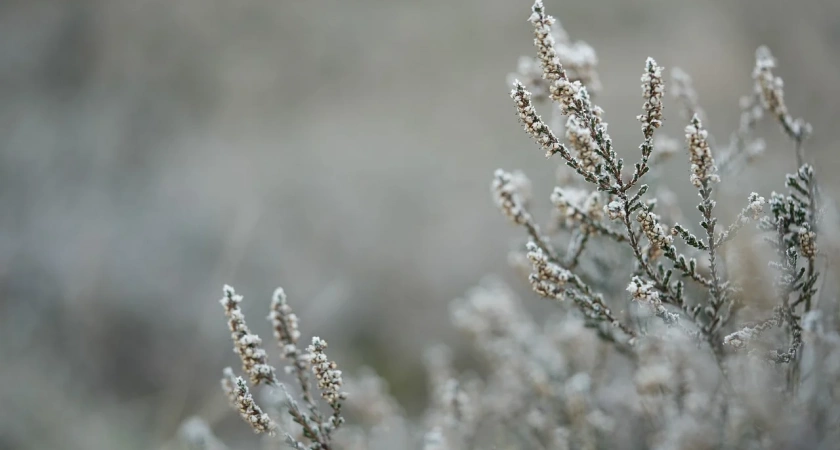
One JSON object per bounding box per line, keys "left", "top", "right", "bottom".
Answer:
{"left": 746, "top": 193, "right": 766, "bottom": 220}
{"left": 221, "top": 285, "right": 278, "bottom": 386}
{"left": 528, "top": 1, "right": 597, "bottom": 117}
{"left": 551, "top": 187, "right": 602, "bottom": 231}
{"left": 638, "top": 57, "right": 664, "bottom": 138}
{"left": 221, "top": 368, "right": 276, "bottom": 435}
{"left": 529, "top": 0, "right": 565, "bottom": 82}
{"left": 627, "top": 277, "right": 660, "bottom": 305}
{"left": 269, "top": 287, "right": 301, "bottom": 352}
{"left": 799, "top": 228, "right": 817, "bottom": 259}
{"left": 753, "top": 46, "right": 811, "bottom": 140}
{"left": 637, "top": 210, "right": 673, "bottom": 250}
{"left": 308, "top": 336, "right": 347, "bottom": 426}
{"left": 685, "top": 115, "right": 719, "bottom": 188}
{"left": 511, "top": 82, "right": 569, "bottom": 158}
{"left": 723, "top": 314, "right": 781, "bottom": 350}
{"left": 526, "top": 241, "right": 573, "bottom": 287}
{"left": 753, "top": 47, "right": 787, "bottom": 121}
{"left": 565, "top": 116, "right": 601, "bottom": 172}
{"left": 604, "top": 199, "right": 625, "bottom": 221}
{"left": 493, "top": 169, "right": 532, "bottom": 226}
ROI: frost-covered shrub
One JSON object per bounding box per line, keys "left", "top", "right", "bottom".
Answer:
{"left": 193, "top": 2, "right": 837, "bottom": 449}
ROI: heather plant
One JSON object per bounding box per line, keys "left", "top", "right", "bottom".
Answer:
{"left": 189, "top": 1, "right": 838, "bottom": 449}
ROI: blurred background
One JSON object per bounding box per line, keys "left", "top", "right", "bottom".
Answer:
{"left": 1, "top": 0, "right": 838, "bottom": 448}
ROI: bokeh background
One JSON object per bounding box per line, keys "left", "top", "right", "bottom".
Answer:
{"left": 1, "top": 0, "right": 838, "bottom": 448}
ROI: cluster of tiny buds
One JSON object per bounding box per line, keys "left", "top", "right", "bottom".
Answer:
{"left": 536, "top": 0, "right": 601, "bottom": 93}
{"left": 528, "top": 0, "right": 564, "bottom": 82}
{"left": 510, "top": 82, "right": 566, "bottom": 157}
{"left": 307, "top": 337, "right": 348, "bottom": 407}
{"left": 753, "top": 46, "right": 812, "bottom": 139}
{"left": 745, "top": 193, "right": 766, "bottom": 220}
{"left": 492, "top": 169, "right": 532, "bottom": 226}
{"left": 512, "top": 16, "right": 599, "bottom": 96}
{"left": 639, "top": 57, "right": 664, "bottom": 137}
{"left": 604, "top": 199, "right": 625, "bottom": 221}
{"left": 221, "top": 285, "right": 277, "bottom": 385}
{"left": 526, "top": 241, "right": 573, "bottom": 287}
{"left": 753, "top": 47, "right": 788, "bottom": 119}
{"left": 685, "top": 115, "right": 719, "bottom": 188}
{"left": 799, "top": 228, "right": 817, "bottom": 259}
{"left": 637, "top": 210, "right": 673, "bottom": 250}
{"left": 626, "top": 277, "right": 661, "bottom": 305}
{"left": 551, "top": 187, "right": 602, "bottom": 229}
{"left": 221, "top": 367, "right": 276, "bottom": 435}
{"left": 723, "top": 329, "right": 754, "bottom": 349}
{"left": 527, "top": 1, "right": 585, "bottom": 114}
{"left": 554, "top": 81, "right": 585, "bottom": 118}
{"left": 724, "top": 192, "right": 765, "bottom": 239}
{"left": 565, "top": 116, "right": 601, "bottom": 172}
{"left": 723, "top": 314, "right": 781, "bottom": 349}
{"left": 268, "top": 287, "right": 304, "bottom": 362}
{"left": 628, "top": 278, "right": 681, "bottom": 326}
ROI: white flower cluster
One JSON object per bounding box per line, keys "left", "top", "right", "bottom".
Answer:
{"left": 745, "top": 192, "right": 766, "bottom": 221}
{"left": 604, "top": 199, "right": 625, "bottom": 221}
{"left": 722, "top": 314, "right": 781, "bottom": 350}
{"left": 221, "top": 285, "right": 277, "bottom": 385}
{"left": 528, "top": 1, "right": 590, "bottom": 116}
{"left": 492, "top": 169, "right": 534, "bottom": 226}
{"left": 510, "top": 82, "right": 567, "bottom": 158}
{"left": 551, "top": 187, "right": 602, "bottom": 230}
{"left": 528, "top": 0, "right": 564, "bottom": 82}
{"left": 526, "top": 241, "right": 573, "bottom": 296}
{"left": 626, "top": 277, "right": 660, "bottom": 305}
{"left": 566, "top": 116, "right": 601, "bottom": 172}
{"left": 627, "top": 277, "right": 682, "bottom": 327}
{"left": 752, "top": 46, "right": 788, "bottom": 121}
{"left": 722, "top": 328, "right": 756, "bottom": 349}
{"left": 221, "top": 367, "right": 276, "bottom": 434}
{"left": 685, "top": 116, "right": 719, "bottom": 188}
{"left": 565, "top": 116, "right": 601, "bottom": 173}
{"left": 752, "top": 47, "right": 812, "bottom": 140}
{"left": 269, "top": 287, "right": 303, "bottom": 360}
{"left": 637, "top": 210, "right": 673, "bottom": 250}
{"left": 638, "top": 57, "right": 664, "bottom": 137}
{"left": 508, "top": 40, "right": 599, "bottom": 104}
{"left": 799, "top": 228, "right": 817, "bottom": 259}
{"left": 308, "top": 337, "right": 347, "bottom": 407}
